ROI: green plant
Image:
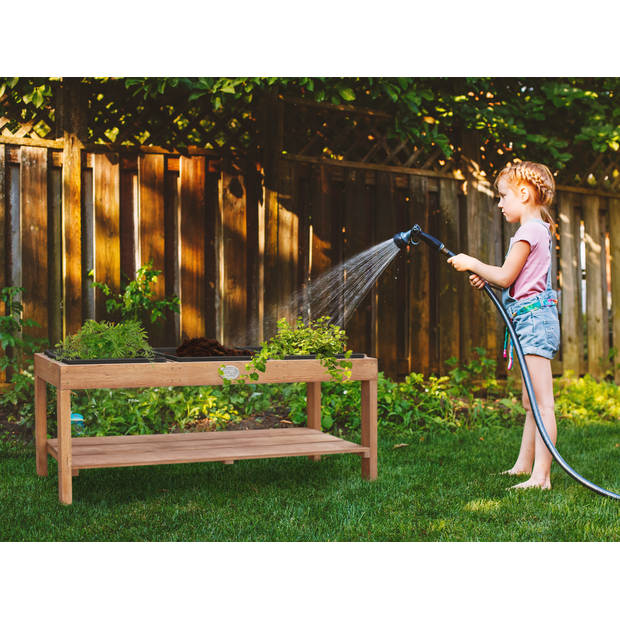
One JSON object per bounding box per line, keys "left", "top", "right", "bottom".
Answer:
{"left": 53, "top": 320, "right": 154, "bottom": 360}
{"left": 70, "top": 386, "right": 242, "bottom": 436}
{"left": 240, "top": 316, "right": 353, "bottom": 383}
{"left": 88, "top": 260, "right": 180, "bottom": 325}
{"left": 0, "top": 286, "right": 47, "bottom": 373}
{"left": 555, "top": 373, "right": 620, "bottom": 425}
{"left": 445, "top": 347, "right": 501, "bottom": 399}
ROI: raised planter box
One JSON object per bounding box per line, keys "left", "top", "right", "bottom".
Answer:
{"left": 33, "top": 353, "right": 378, "bottom": 505}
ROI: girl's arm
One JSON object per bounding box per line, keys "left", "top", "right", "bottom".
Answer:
{"left": 447, "top": 241, "right": 530, "bottom": 288}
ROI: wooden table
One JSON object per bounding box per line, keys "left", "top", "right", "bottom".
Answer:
{"left": 34, "top": 353, "right": 378, "bottom": 505}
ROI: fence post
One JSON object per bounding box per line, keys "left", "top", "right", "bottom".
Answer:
{"left": 57, "top": 78, "right": 86, "bottom": 337}
{"left": 0, "top": 144, "right": 5, "bottom": 385}
{"left": 609, "top": 197, "right": 620, "bottom": 383}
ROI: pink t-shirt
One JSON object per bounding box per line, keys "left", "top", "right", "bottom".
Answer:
{"left": 508, "top": 220, "right": 551, "bottom": 300}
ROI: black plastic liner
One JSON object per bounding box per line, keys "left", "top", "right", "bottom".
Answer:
{"left": 153, "top": 347, "right": 365, "bottom": 362}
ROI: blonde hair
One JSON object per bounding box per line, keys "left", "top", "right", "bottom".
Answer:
{"left": 494, "top": 161, "right": 556, "bottom": 235}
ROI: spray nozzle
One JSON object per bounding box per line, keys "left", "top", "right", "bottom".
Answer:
{"left": 392, "top": 225, "right": 420, "bottom": 249}
{"left": 393, "top": 224, "right": 450, "bottom": 255}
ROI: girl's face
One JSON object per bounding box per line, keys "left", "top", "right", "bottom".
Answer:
{"left": 496, "top": 177, "right": 524, "bottom": 223}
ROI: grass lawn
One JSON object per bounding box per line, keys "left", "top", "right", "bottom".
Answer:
{"left": 1, "top": 421, "right": 618, "bottom": 542}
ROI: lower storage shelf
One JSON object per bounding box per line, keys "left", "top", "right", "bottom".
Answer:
{"left": 46, "top": 427, "right": 368, "bottom": 470}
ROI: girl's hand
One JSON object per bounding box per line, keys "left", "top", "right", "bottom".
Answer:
{"left": 469, "top": 273, "right": 487, "bottom": 289}
{"left": 447, "top": 253, "right": 475, "bottom": 272}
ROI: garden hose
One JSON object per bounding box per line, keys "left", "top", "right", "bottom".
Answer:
{"left": 394, "top": 225, "right": 620, "bottom": 500}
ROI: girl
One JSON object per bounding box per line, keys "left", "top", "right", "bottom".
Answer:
{"left": 447, "top": 161, "right": 560, "bottom": 490}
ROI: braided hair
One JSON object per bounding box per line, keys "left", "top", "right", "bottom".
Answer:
{"left": 494, "top": 161, "right": 556, "bottom": 234}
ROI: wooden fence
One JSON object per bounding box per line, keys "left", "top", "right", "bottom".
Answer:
{"left": 1, "top": 138, "right": 619, "bottom": 381}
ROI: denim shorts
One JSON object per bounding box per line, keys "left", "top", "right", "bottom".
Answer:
{"left": 507, "top": 293, "right": 561, "bottom": 360}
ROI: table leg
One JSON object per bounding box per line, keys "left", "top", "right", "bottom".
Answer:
{"left": 57, "top": 388, "right": 73, "bottom": 505}
{"left": 306, "top": 382, "right": 322, "bottom": 461}
{"left": 35, "top": 376, "right": 48, "bottom": 476}
{"left": 361, "top": 379, "right": 377, "bottom": 480}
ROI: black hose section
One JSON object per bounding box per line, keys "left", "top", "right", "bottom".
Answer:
{"left": 435, "top": 244, "right": 619, "bottom": 500}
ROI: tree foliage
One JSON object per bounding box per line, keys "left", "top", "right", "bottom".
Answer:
{"left": 1, "top": 76, "right": 618, "bottom": 178}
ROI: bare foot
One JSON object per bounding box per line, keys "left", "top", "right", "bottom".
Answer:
{"left": 500, "top": 467, "right": 531, "bottom": 476}
{"left": 509, "top": 478, "right": 551, "bottom": 490}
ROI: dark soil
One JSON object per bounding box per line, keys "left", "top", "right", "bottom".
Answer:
{"left": 176, "top": 337, "right": 255, "bottom": 358}
{"left": 191, "top": 406, "right": 294, "bottom": 432}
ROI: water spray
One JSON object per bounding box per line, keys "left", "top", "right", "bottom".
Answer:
{"left": 394, "top": 224, "right": 620, "bottom": 500}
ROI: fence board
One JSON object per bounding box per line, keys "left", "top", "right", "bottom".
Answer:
{"left": 330, "top": 175, "right": 345, "bottom": 327}
{"left": 558, "top": 193, "right": 580, "bottom": 374}
{"left": 311, "top": 165, "right": 332, "bottom": 280}
{"left": 277, "top": 161, "right": 298, "bottom": 327}
{"left": 408, "top": 175, "right": 431, "bottom": 375}
{"left": 487, "top": 189, "right": 504, "bottom": 363}
{"left": 610, "top": 197, "right": 620, "bottom": 383}
{"left": 244, "top": 163, "right": 263, "bottom": 346}
{"left": 476, "top": 186, "right": 499, "bottom": 360}
{"left": 139, "top": 153, "right": 166, "bottom": 345}
{"left": 438, "top": 178, "right": 460, "bottom": 373}
{"left": 464, "top": 180, "right": 483, "bottom": 361}
{"left": 0, "top": 146, "right": 5, "bottom": 381}
{"left": 20, "top": 146, "right": 48, "bottom": 340}
{"left": 221, "top": 171, "right": 248, "bottom": 345}
{"left": 0, "top": 145, "right": 5, "bottom": 297}
{"left": 375, "top": 172, "right": 399, "bottom": 377}
{"left": 295, "top": 166, "right": 311, "bottom": 326}
{"left": 600, "top": 205, "right": 610, "bottom": 369}
{"left": 180, "top": 155, "right": 206, "bottom": 340}
{"left": 584, "top": 194, "right": 605, "bottom": 378}
{"left": 119, "top": 159, "right": 137, "bottom": 286}
{"left": 164, "top": 160, "right": 181, "bottom": 343}
{"left": 204, "top": 166, "right": 218, "bottom": 341}
{"left": 263, "top": 171, "right": 281, "bottom": 338}
{"left": 48, "top": 164, "right": 62, "bottom": 346}
{"left": 61, "top": 135, "right": 82, "bottom": 334}
{"left": 81, "top": 166, "right": 95, "bottom": 321}
{"left": 94, "top": 153, "right": 120, "bottom": 322}
{"left": 344, "top": 169, "right": 372, "bottom": 356}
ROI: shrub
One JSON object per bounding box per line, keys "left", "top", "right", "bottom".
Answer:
{"left": 555, "top": 373, "right": 620, "bottom": 425}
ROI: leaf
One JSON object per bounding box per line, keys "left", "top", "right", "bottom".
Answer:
{"left": 339, "top": 87, "right": 356, "bottom": 102}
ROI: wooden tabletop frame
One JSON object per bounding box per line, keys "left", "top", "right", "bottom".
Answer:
{"left": 34, "top": 353, "right": 378, "bottom": 505}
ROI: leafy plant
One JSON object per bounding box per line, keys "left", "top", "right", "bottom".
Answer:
{"left": 88, "top": 260, "right": 180, "bottom": 325}
{"left": 554, "top": 373, "right": 620, "bottom": 425}
{"left": 445, "top": 347, "right": 502, "bottom": 399}
{"left": 238, "top": 316, "right": 353, "bottom": 383}
{"left": 0, "top": 286, "right": 47, "bottom": 373}
{"left": 53, "top": 320, "right": 155, "bottom": 360}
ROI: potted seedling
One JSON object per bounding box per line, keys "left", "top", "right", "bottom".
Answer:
{"left": 49, "top": 319, "right": 161, "bottom": 364}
